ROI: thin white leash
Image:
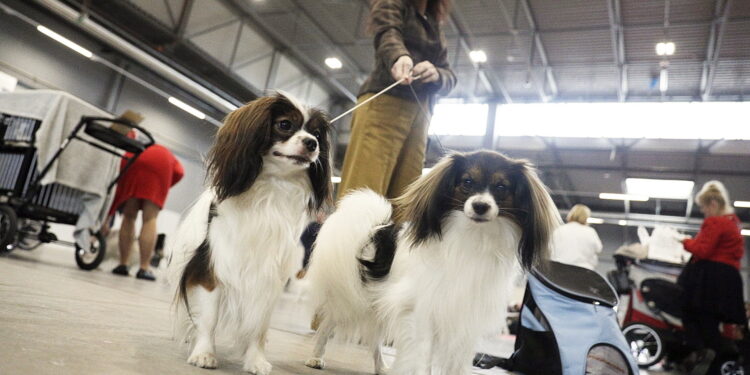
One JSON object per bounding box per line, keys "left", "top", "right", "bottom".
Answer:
{"left": 329, "top": 75, "right": 412, "bottom": 124}
{"left": 328, "top": 73, "right": 448, "bottom": 155}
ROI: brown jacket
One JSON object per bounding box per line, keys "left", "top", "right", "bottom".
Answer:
{"left": 359, "top": 0, "right": 457, "bottom": 101}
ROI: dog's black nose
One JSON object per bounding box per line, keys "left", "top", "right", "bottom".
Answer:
{"left": 303, "top": 138, "right": 318, "bottom": 152}
{"left": 472, "top": 202, "right": 490, "bottom": 215}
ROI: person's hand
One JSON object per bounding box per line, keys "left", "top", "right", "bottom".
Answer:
{"left": 412, "top": 60, "right": 440, "bottom": 83}
{"left": 391, "top": 55, "right": 414, "bottom": 84}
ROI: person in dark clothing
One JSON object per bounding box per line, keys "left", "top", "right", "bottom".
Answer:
{"left": 678, "top": 180, "right": 746, "bottom": 375}
{"left": 338, "top": 0, "right": 457, "bottom": 200}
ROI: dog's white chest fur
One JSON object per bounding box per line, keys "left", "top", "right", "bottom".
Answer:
{"left": 210, "top": 173, "right": 310, "bottom": 287}
{"left": 386, "top": 212, "right": 521, "bottom": 332}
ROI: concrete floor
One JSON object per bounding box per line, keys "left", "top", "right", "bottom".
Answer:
{"left": 0, "top": 243, "right": 673, "bottom": 375}
{"left": 0, "top": 243, "right": 516, "bottom": 375}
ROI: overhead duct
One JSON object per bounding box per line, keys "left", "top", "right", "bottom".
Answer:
{"left": 29, "top": 0, "right": 241, "bottom": 114}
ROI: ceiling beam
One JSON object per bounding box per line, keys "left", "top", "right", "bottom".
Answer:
{"left": 607, "top": 0, "right": 627, "bottom": 102}
{"left": 220, "top": 0, "right": 356, "bottom": 102}
{"left": 337, "top": 17, "right": 750, "bottom": 47}
{"left": 517, "top": 0, "right": 558, "bottom": 100}
{"left": 685, "top": 139, "right": 704, "bottom": 220}
{"left": 700, "top": 0, "right": 733, "bottom": 101}
{"left": 540, "top": 138, "right": 575, "bottom": 209}
{"left": 557, "top": 209, "right": 705, "bottom": 231}
{"left": 536, "top": 163, "right": 750, "bottom": 178}
{"left": 287, "top": 0, "right": 368, "bottom": 81}
{"left": 449, "top": 10, "right": 513, "bottom": 103}
{"left": 174, "top": 0, "right": 193, "bottom": 38}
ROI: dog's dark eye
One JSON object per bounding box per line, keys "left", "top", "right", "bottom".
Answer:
{"left": 495, "top": 183, "right": 507, "bottom": 192}
{"left": 462, "top": 178, "right": 474, "bottom": 189}
{"left": 276, "top": 120, "right": 292, "bottom": 131}
{"left": 312, "top": 129, "right": 321, "bottom": 139}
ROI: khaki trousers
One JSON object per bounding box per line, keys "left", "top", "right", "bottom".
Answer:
{"left": 338, "top": 93, "right": 430, "bottom": 200}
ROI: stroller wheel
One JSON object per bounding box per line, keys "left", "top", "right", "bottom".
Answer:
{"left": 0, "top": 205, "right": 18, "bottom": 252}
{"left": 719, "top": 359, "right": 745, "bottom": 375}
{"left": 74, "top": 231, "right": 107, "bottom": 271}
{"left": 17, "top": 220, "right": 43, "bottom": 251}
{"left": 623, "top": 323, "right": 665, "bottom": 368}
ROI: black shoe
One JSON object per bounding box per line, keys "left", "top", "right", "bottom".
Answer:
{"left": 684, "top": 348, "right": 716, "bottom": 375}
{"left": 136, "top": 269, "right": 156, "bottom": 281}
{"left": 112, "top": 265, "right": 129, "bottom": 276}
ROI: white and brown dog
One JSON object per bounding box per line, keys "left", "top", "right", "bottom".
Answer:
{"left": 168, "top": 93, "right": 331, "bottom": 374}
{"left": 305, "top": 150, "right": 560, "bottom": 375}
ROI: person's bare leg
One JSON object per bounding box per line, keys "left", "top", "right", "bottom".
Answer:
{"left": 138, "top": 200, "right": 160, "bottom": 271}
{"left": 118, "top": 199, "right": 140, "bottom": 266}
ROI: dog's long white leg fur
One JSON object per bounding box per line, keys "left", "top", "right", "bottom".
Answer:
{"left": 389, "top": 313, "right": 431, "bottom": 375}
{"left": 187, "top": 286, "right": 220, "bottom": 369}
{"left": 372, "top": 335, "right": 389, "bottom": 375}
{"left": 305, "top": 316, "right": 335, "bottom": 370}
{"left": 242, "top": 321, "right": 273, "bottom": 375}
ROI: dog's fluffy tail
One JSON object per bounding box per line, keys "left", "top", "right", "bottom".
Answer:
{"left": 166, "top": 190, "right": 215, "bottom": 342}
{"left": 166, "top": 190, "right": 214, "bottom": 285}
{"left": 305, "top": 189, "right": 392, "bottom": 341}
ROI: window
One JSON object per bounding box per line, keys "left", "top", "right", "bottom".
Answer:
{"left": 429, "top": 103, "right": 488, "bottom": 136}
{"left": 494, "top": 102, "right": 750, "bottom": 140}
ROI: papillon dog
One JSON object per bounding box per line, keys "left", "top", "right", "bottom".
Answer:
{"left": 304, "top": 150, "right": 560, "bottom": 375}
{"left": 168, "top": 93, "right": 332, "bottom": 374}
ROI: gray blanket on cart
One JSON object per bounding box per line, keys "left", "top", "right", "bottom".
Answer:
{"left": 0, "top": 90, "right": 119, "bottom": 249}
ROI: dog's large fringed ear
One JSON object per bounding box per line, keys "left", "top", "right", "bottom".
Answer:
{"left": 394, "top": 152, "right": 465, "bottom": 247}
{"left": 207, "top": 97, "right": 275, "bottom": 202}
{"left": 306, "top": 110, "right": 333, "bottom": 212}
{"left": 512, "top": 161, "right": 562, "bottom": 270}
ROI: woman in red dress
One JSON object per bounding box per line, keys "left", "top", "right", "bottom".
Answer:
{"left": 679, "top": 181, "right": 746, "bottom": 374}
{"left": 109, "top": 143, "right": 184, "bottom": 281}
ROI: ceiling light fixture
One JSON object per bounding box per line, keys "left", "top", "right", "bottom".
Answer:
{"left": 655, "top": 42, "right": 675, "bottom": 56}
{"left": 742, "top": 229, "right": 750, "bottom": 237}
{"left": 331, "top": 176, "right": 342, "bottom": 184}
{"left": 324, "top": 57, "right": 343, "bottom": 70}
{"left": 599, "top": 193, "right": 650, "bottom": 202}
{"left": 168, "top": 97, "right": 206, "bottom": 120}
{"left": 626, "top": 178, "right": 694, "bottom": 200}
{"left": 734, "top": 201, "right": 750, "bottom": 208}
{"left": 469, "top": 50, "right": 488, "bottom": 63}
{"left": 37, "top": 25, "right": 93, "bottom": 58}
{"left": 618, "top": 220, "right": 628, "bottom": 226}
{"left": 587, "top": 218, "right": 605, "bottom": 224}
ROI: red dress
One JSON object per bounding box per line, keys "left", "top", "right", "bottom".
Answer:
{"left": 682, "top": 214, "right": 744, "bottom": 270}
{"left": 109, "top": 144, "right": 184, "bottom": 215}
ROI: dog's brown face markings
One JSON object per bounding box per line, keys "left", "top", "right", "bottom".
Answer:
{"left": 449, "top": 153, "right": 522, "bottom": 223}
{"left": 395, "top": 150, "right": 559, "bottom": 270}
{"left": 270, "top": 110, "right": 304, "bottom": 143}
{"left": 206, "top": 95, "right": 332, "bottom": 206}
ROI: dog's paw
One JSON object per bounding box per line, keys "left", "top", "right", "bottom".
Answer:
{"left": 305, "top": 358, "right": 326, "bottom": 369}
{"left": 187, "top": 352, "right": 218, "bottom": 369}
{"left": 243, "top": 358, "right": 272, "bottom": 375}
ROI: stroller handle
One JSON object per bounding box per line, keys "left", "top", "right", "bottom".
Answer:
{"left": 84, "top": 116, "right": 156, "bottom": 148}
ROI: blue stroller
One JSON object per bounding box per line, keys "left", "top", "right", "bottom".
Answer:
{"left": 474, "top": 261, "right": 638, "bottom": 374}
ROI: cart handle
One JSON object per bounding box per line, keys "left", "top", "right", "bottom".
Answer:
{"left": 82, "top": 116, "right": 156, "bottom": 148}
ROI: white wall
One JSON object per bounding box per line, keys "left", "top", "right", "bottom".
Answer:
{"left": 0, "top": 8, "right": 215, "bottom": 237}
